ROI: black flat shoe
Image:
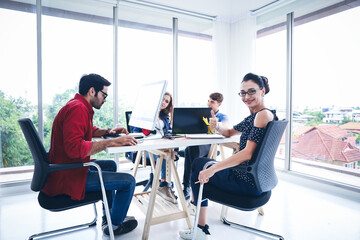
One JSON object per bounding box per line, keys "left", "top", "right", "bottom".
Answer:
{"left": 102, "top": 215, "right": 135, "bottom": 227}
{"left": 103, "top": 218, "right": 138, "bottom": 236}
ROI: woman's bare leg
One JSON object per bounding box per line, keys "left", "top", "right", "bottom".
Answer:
{"left": 198, "top": 206, "right": 208, "bottom": 226}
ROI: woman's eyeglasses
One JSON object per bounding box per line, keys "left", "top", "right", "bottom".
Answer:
{"left": 238, "top": 89, "right": 259, "bottom": 97}
{"left": 100, "top": 90, "right": 108, "bottom": 99}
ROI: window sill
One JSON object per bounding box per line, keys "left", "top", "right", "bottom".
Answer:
{"left": 275, "top": 156, "right": 360, "bottom": 189}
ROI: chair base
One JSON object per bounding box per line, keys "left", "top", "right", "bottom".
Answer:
{"left": 28, "top": 203, "right": 98, "bottom": 240}
{"left": 220, "top": 207, "right": 284, "bottom": 240}
{"left": 136, "top": 173, "right": 154, "bottom": 192}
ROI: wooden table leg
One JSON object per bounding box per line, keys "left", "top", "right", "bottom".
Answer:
{"left": 170, "top": 157, "right": 193, "bottom": 228}
{"left": 165, "top": 156, "right": 172, "bottom": 183}
{"left": 207, "top": 144, "right": 218, "bottom": 159}
{"left": 148, "top": 153, "right": 156, "bottom": 172}
{"left": 219, "top": 145, "right": 226, "bottom": 161}
{"left": 142, "top": 154, "right": 163, "bottom": 240}
{"left": 133, "top": 150, "right": 143, "bottom": 177}
{"left": 140, "top": 149, "right": 193, "bottom": 239}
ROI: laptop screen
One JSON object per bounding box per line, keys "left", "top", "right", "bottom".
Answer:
{"left": 172, "top": 107, "right": 212, "bottom": 134}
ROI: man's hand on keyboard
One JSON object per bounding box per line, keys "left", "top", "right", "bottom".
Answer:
{"left": 110, "top": 135, "right": 138, "bottom": 146}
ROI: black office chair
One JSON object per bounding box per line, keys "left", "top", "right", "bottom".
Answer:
{"left": 124, "top": 110, "right": 133, "bottom": 133}
{"left": 193, "top": 120, "right": 288, "bottom": 240}
{"left": 18, "top": 118, "right": 115, "bottom": 240}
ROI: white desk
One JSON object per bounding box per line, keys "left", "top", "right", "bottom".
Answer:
{"left": 105, "top": 135, "right": 239, "bottom": 154}
{"left": 105, "top": 135, "right": 240, "bottom": 240}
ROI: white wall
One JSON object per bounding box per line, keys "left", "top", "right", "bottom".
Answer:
{"left": 213, "top": 14, "right": 257, "bottom": 125}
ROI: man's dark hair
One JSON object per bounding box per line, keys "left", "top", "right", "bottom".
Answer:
{"left": 78, "top": 74, "right": 111, "bottom": 96}
{"left": 209, "top": 92, "right": 224, "bottom": 103}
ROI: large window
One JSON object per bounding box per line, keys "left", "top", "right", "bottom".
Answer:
{"left": 0, "top": 0, "right": 214, "bottom": 183}
{"left": 0, "top": 1, "right": 37, "bottom": 171}
{"left": 178, "top": 35, "right": 214, "bottom": 107}
{"left": 178, "top": 16, "right": 214, "bottom": 107}
{"left": 41, "top": 1, "right": 113, "bottom": 157}
{"left": 292, "top": 6, "right": 360, "bottom": 186}
{"left": 117, "top": 26, "right": 173, "bottom": 116}
{"left": 256, "top": 4, "right": 360, "bottom": 187}
{"left": 256, "top": 20, "right": 287, "bottom": 169}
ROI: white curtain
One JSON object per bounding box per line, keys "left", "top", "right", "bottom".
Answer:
{"left": 212, "top": 13, "right": 257, "bottom": 125}
{"left": 212, "top": 17, "right": 230, "bottom": 113}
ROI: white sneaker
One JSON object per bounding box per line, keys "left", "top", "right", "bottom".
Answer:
{"left": 187, "top": 201, "right": 196, "bottom": 216}
{"left": 179, "top": 227, "right": 209, "bottom": 240}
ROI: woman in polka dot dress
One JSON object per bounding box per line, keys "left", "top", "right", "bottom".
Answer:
{"left": 179, "top": 72, "right": 278, "bottom": 240}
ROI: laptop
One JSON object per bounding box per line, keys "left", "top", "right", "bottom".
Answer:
{"left": 172, "top": 107, "right": 212, "bottom": 134}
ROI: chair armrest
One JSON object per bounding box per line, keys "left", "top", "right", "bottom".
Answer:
{"left": 202, "top": 160, "right": 217, "bottom": 170}
{"left": 192, "top": 160, "right": 217, "bottom": 238}
{"left": 230, "top": 163, "right": 252, "bottom": 173}
{"left": 83, "top": 162, "right": 115, "bottom": 239}
{"left": 49, "top": 161, "right": 115, "bottom": 239}
{"left": 48, "top": 162, "right": 85, "bottom": 173}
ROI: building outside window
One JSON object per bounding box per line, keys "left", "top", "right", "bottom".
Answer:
{"left": 256, "top": 5, "right": 360, "bottom": 187}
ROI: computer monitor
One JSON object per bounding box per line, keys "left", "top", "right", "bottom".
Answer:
{"left": 172, "top": 107, "right": 212, "bottom": 134}
{"left": 128, "top": 80, "right": 168, "bottom": 131}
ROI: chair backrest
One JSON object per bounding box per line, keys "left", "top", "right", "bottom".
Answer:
{"left": 18, "top": 118, "right": 50, "bottom": 192}
{"left": 125, "top": 111, "right": 132, "bottom": 133}
{"left": 247, "top": 120, "right": 288, "bottom": 192}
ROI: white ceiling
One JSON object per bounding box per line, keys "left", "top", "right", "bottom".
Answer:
{"left": 137, "top": 0, "right": 275, "bottom": 21}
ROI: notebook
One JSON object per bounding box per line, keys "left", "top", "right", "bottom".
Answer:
{"left": 172, "top": 107, "right": 212, "bottom": 134}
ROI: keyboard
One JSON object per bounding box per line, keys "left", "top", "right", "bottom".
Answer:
{"left": 103, "top": 133, "right": 144, "bottom": 139}
{"left": 163, "top": 133, "right": 183, "bottom": 139}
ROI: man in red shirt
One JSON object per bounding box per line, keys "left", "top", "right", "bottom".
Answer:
{"left": 42, "top": 73, "right": 138, "bottom": 236}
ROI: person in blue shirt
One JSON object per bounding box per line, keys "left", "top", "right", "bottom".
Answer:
{"left": 130, "top": 92, "right": 178, "bottom": 204}
{"left": 182, "top": 92, "right": 229, "bottom": 201}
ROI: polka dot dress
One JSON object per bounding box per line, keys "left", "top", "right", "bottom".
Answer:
{"left": 232, "top": 109, "right": 278, "bottom": 187}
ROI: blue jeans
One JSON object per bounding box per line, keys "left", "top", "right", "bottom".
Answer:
{"left": 191, "top": 158, "right": 261, "bottom": 207}
{"left": 85, "top": 160, "right": 135, "bottom": 225}
{"left": 145, "top": 152, "right": 167, "bottom": 179}
{"left": 183, "top": 145, "right": 211, "bottom": 188}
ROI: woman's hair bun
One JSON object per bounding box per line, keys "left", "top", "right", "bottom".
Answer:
{"left": 242, "top": 73, "right": 270, "bottom": 95}
{"left": 261, "top": 76, "right": 270, "bottom": 94}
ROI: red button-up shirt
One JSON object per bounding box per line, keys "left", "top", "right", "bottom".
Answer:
{"left": 42, "top": 94, "right": 99, "bottom": 200}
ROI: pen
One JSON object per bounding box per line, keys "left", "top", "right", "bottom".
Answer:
{"left": 195, "top": 181, "right": 200, "bottom": 184}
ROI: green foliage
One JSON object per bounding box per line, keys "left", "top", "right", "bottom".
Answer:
{"left": 304, "top": 111, "right": 325, "bottom": 126}
{"left": 43, "top": 86, "right": 78, "bottom": 151}
{"left": 342, "top": 116, "right": 352, "bottom": 124}
{"left": 356, "top": 134, "right": 360, "bottom": 144}
{"left": 93, "top": 97, "right": 114, "bottom": 129}
{"left": 1, "top": 86, "right": 132, "bottom": 168}
{"left": 0, "top": 90, "right": 35, "bottom": 167}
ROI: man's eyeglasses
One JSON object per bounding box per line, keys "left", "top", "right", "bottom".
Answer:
{"left": 238, "top": 89, "right": 258, "bottom": 97}
{"left": 100, "top": 90, "right": 108, "bottom": 99}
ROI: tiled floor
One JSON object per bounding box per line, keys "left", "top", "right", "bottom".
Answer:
{"left": 1, "top": 158, "right": 359, "bottom": 240}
